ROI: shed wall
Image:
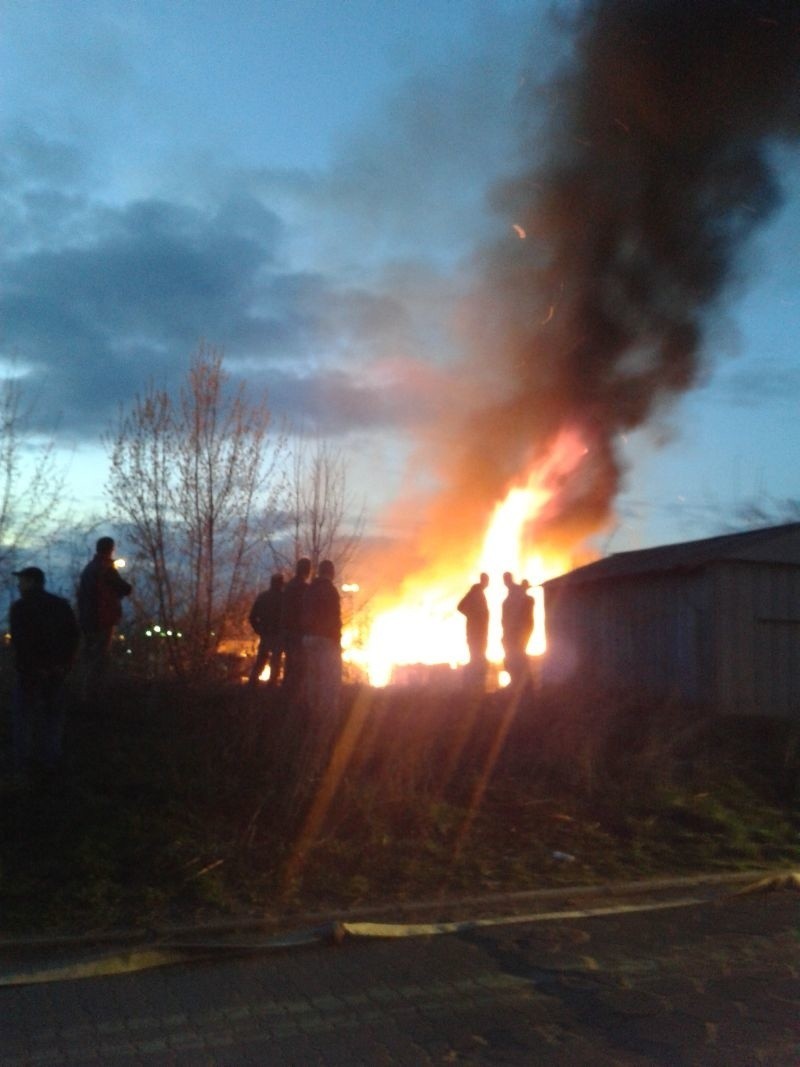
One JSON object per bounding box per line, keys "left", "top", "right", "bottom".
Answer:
{"left": 710, "top": 561, "right": 800, "bottom": 717}
{"left": 543, "top": 572, "right": 711, "bottom": 704}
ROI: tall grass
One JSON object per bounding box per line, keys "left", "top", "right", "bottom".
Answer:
{"left": 1, "top": 664, "right": 798, "bottom": 933}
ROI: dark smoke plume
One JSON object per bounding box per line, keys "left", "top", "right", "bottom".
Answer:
{"left": 386, "top": 0, "right": 800, "bottom": 570}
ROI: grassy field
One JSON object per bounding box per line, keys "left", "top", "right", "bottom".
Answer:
{"left": 1, "top": 668, "right": 799, "bottom": 936}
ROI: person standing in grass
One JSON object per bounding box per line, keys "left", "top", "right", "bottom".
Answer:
{"left": 501, "top": 571, "right": 533, "bottom": 688}
{"left": 302, "top": 559, "right": 342, "bottom": 715}
{"left": 457, "top": 572, "right": 490, "bottom": 688}
{"left": 77, "top": 536, "right": 132, "bottom": 702}
{"left": 248, "top": 572, "right": 285, "bottom": 686}
{"left": 9, "top": 566, "right": 80, "bottom": 778}
{"left": 518, "top": 579, "right": 535, "bottom": 654}
{"left": 281, "top": 556, "right": 311, "bottom": 700}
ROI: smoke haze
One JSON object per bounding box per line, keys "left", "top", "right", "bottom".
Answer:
{"left": 379, "top": 0, "right": 800, "bottom": 576}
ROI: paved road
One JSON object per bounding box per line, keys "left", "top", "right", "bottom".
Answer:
{"left": 2, "top": 886, "right": 799, "bottom": 1065}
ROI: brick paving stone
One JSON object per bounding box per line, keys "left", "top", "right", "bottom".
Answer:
{"left": 707, "top": 974, "right": 786, "bottom": 1002}
{"left": 764, "top": 977, "right": 800, "bottom": 1000}
{"left": 739, "top": 995, "right": 800, "bottom": 1027}
{"left": 594, "top": 985, "right": 668, "bottom": 1017}
{"left": 668, "top": 990, "right": 750, "bottom": 1022}
{"left": 169, "top": 1054, "right": 217, "bottom": 1067}
{"left": 4, "top": 888, "right": 800, "bottom": 1065}
{"left": 628, "top": 1009, "right": 713, "bottom": 1051}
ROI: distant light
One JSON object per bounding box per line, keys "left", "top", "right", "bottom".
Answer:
{"left": 114, "top": 558, "right": 126, "bottom": 569}
{"left": 341, "top": 583, "right": 360, "bottom": 593}
{"left": 153, "top": 625, "right": 161, "bottom": 633}
{"left": 145, "top": 630, "right": 153, "bottom": 637}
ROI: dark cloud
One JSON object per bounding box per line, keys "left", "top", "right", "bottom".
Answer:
{"left": 0, "top": 149, "right": 464, "bottom": 444}
{"left": 245, "top": 356, "right": 458, "bottom": 437}
{"left": 712, "top": 359, "right": 800, "bottom": 407}
{"left": 2, "top": 126, "right": 86, "bottom": 188}
{"left": 0, "top": 185, "right": 347, "bottom": 437}
{"left": 0, "top": 16, "right": 543, "bottom": 456}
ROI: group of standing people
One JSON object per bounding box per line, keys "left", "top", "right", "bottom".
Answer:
{"left": 7, "top": 536, "right": 132, "bottom": 779}
{"left": 248, "top": 557, "right": 342, "bottom": 713}
{"left": 457, "top": 570, "right": 534, "bottom": 689}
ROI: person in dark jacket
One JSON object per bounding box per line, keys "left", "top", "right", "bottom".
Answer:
{"left": 501, "top": 571, "right": 533, "bottom": 687}
{"left": 281, "top": 557, "right": 311, "bottom": 700}
{"left": 302, "top": 559, "right": 342, "bottom": 714}
{"left": 248, "top": 573, "right": 284, "bottom": 686}
{"left": 457, "top": 572, "right": 490, "bottom": 687}
{"left": 9, "top": 566, "right": 80, "bottom": 774}
{"left": 77, "top": 536, "right": 132, "bottom": 701}
{"left": 518, "top": 579, "right": 535, "bottom": 653}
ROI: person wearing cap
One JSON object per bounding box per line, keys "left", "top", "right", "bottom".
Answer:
{"left": 77, "top": 536, "right": 132, "bottom": 701}
{"left": 9, "top": 566, "right": 80, "bottom": 775}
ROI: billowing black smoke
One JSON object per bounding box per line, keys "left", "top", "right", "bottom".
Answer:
{"left": 397, "top": 0, "right": 799, "bottom": 565}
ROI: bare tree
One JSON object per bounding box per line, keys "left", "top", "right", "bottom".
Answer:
{"left": 0, "top": 374, "right": 67, "bottom": 581}
{"left": 273, "top": 436, "right": 365, "bottom": 577}
{"left": 106, "top": 344, "right": 285, "bottom": 674}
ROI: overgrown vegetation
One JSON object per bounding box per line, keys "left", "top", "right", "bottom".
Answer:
{"left": 1, "top": 658, "right": 798, "bottom": 936}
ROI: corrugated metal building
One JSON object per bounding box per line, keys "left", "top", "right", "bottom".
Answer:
{"left": 542, "top": 522, "right": 800, "bottom": 718}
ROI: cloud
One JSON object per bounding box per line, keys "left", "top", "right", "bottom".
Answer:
{"left": 0, "top": 7, "right": 550, "bottom": 457}
{"left": 0, "top": 155, "right": 472, "bottom": 444}
{"left": 0, "top": 193, "right": 279, "bottom": 431}
{"left": 255, "top": 353, "right": 465, "bottom": 437}
{"left": 712, "top": 359, "right": 800, "bottom": 408}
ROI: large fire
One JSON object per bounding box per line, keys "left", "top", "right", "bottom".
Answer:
{"left": 344, "top": 428, "right": 589, "bottom": 686}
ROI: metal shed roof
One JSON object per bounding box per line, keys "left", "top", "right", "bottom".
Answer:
{"left": 544, "top": 522, "right": 800, "bottom": 588}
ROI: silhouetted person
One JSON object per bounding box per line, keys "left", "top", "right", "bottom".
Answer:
{"left": 9, "top": 566, "right": 80, "bottom": 778}
{"left": 519, "top": 578, "right": 535, "bottom": 653}
{"left": 281, "top": 557, "right": 311, "bottom": 700}
{"left": 501, "top": 571, "right": 531, "bottom": 687}
{"left": 77, "top": 536, "right": 132, "bottom": 703}
{"left": 457, "top": 572, "right": 489, "bottom": 687}
{"left": 302, "top": 559, "right": 342, "bottom": 715}
{"left": 248, "top": 573, "right": 285, "bottom": 686}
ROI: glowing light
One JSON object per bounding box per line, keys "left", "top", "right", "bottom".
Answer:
{"left": 355, "top": 427, "right": 588, "bottom": 686}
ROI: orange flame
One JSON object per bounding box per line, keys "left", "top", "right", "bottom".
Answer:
{"left": 347, "top": 428, "right": 588, "bottom": 686}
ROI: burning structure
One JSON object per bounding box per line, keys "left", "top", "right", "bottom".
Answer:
{"left": 353, "top": 1, "right": 800, "bottom": 687}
